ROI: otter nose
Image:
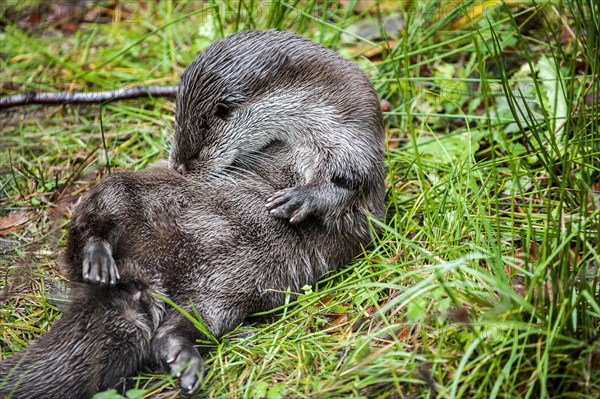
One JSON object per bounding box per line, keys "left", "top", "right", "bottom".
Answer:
{"left": 169, "top": 160, "right": 187, "bottom": 174}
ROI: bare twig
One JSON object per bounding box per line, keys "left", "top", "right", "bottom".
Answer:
{"left": 0, "top": 85, "right": 178, "bottom": 109}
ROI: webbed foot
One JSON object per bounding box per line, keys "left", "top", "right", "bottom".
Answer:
{"left": 82, "top": 240, "right": 119, "bottom": 286}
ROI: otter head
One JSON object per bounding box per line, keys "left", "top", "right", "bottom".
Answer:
{"left": 169, "top": 82, "right": 243, "bottom": 178}
{"left": 169, "top": 32, "right": 293, "bottom": 179}
{"left": 169, "top": 59, "right": 249, "bottom": 178}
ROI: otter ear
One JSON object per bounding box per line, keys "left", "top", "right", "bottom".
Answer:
{"left": 214, "top": 102, "right": 234, "bottom": 120}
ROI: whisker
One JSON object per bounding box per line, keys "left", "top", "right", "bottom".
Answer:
{"left": 222, "top": 167, "right": 257, "bottom": 182}
{"left": 209, "top": 170, "right": 238, "bottom": 186}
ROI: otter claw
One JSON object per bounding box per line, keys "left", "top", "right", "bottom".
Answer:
{"left": 266, "top": 186, "right": 316, "bottom": 223}
{"left": 82, "top": 240, "right": 119, "bottom": 286}
{"left": 164, "top": 344, "right": 204, "bottom": 394}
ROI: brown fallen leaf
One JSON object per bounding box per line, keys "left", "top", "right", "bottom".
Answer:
{"left": 0, "top": 212, "right": 30, "bottom": 236}
{"left": 324, "top": 313, "right": 349, "bottom": 334}
{"left": 395, "top": 324, "right": 413, "bottom": 341}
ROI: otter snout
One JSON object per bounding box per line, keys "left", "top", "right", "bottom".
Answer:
{"left": 168, "top": 159, "right": 187, "bottom": 174}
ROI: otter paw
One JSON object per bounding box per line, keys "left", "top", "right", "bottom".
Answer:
{"left": 165, "top": 345, "right": 205, "bottom": 395}
{"left": 82, "top": 240, "right": 119, "bottom": 286}
{"left": 266, "top": 186, "right": 317, "bottom": 224}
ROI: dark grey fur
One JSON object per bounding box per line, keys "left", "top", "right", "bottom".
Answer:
{"left": 170, "top": 30, "right": 385, "bottom": 226}
{"left": 0, "top": 30, "right": 385, "bottom": 398}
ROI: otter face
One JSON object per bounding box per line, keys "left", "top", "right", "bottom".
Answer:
{"left": 169, "top": 64, "right": 245, "bottom": 179}
{"left": 169, "top": 30, "right": 293, "bottom": 179}
{"left": 169, "top": 98, "right": 237, "bottom": 177}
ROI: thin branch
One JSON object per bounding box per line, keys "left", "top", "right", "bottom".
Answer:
{"left": 0, "top": 85, "right": 178, "bottom": 109}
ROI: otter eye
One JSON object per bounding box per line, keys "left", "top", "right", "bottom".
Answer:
{"left": 214, "top": 102, "right": 233, "bottom": 120}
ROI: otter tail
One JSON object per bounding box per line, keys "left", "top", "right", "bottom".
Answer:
{"left": 0, "top": 285, "right": 160, "bottom": 399}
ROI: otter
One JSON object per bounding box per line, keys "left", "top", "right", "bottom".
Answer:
{"left": 0, "top": 30, "right": 385, "bottom": 398}
{"left": 170, "top": 30, "right": 385, "bottom": 227}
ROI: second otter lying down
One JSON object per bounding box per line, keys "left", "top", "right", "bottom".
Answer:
{"left": 0, "top": 146, "right": 380, "bottom": 398}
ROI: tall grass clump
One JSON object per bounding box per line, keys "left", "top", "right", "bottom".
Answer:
{"left": 1, "top": 1, "right": 598, "bottom": 398}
